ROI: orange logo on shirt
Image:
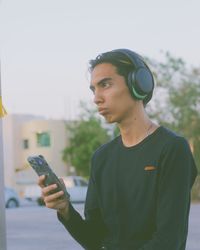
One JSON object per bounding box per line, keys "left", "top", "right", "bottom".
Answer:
{"left": 144, "top": 165, "right": 156, "bottom": 171}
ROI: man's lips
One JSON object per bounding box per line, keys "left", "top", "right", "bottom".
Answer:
{"left": 98, "top": 108, "right": 108, "bottom": 115}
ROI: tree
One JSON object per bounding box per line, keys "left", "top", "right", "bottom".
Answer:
{"left": 62, "top": 102, "right": 111, "bottom": 177}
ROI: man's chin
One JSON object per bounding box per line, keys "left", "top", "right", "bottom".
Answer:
{"left": 104, "top": 116, "right": 116, "bottom": 124}
{"left": 106, "top": 120, "right": 115, "bottom": 124}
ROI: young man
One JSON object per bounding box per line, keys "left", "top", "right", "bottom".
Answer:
{"left": 38, "top": 49, "right": 197, "bottom": 250}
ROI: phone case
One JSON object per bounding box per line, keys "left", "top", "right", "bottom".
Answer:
{"left": 27, "top": 155, "right": 70, "bottom": 199}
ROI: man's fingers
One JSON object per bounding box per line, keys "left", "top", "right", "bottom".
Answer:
{"left": 44, "top": 190, "right": 64, "bottom": 203}
{"left": 45, "top": 197, "right": 66, "bottom": 209}
{"left": 42, "top": 183, "right": 58, "bottom": 196}
{"left": 38, "top": 175, "right": 46, "bottom": 188}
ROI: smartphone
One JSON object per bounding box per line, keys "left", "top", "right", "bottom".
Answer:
{"left": 27, "top": 155, "right": 70, "bottom": 199}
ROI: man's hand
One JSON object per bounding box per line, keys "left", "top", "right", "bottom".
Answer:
{"left": 38, "top": 175, "right": 70, "bottom": 220}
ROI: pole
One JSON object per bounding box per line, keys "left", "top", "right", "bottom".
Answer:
{"left": 0, "top": 62, "right": 7, "bottom": 250}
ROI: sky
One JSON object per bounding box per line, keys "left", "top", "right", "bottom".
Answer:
{"left": 0, "top": 0, "right": 200, "bottom": 120}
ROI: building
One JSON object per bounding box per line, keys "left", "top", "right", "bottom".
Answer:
{"left": 3, "top": 114, "right": 72, "bottom": 196}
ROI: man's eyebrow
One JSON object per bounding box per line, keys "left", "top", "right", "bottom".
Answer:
{"left": 90, "top": 77, "right": 112, "bottom": 90}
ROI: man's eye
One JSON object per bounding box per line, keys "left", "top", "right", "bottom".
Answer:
{"left": 101, "top": 82, "right": 110, "bottom": 88}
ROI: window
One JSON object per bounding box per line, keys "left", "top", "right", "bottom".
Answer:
{"left": 23, "top": 139, "right": 29, "bottom": 149}
{"left": 36, "top": 132, "right": 51, "bottom": 147}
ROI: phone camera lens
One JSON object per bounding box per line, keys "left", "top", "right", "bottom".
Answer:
{"left": 37, "top": 159, "right": 43, "bottom": 166}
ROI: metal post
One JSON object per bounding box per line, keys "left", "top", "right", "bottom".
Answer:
{"left": 0, "top": 62, "right": 7, "bottom": 250}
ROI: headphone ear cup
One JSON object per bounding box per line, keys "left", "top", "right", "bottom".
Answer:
{"left": 135, "top": 68, "right": 154, "bottom": 95}
{"left": 128, "top": 68, "right": 154, "bottom": 100}
{"left": 127, "top": 71, "right": 135, "bottom": 96}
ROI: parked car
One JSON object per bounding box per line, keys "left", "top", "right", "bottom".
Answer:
{"left": 4, "top": 187, "right": 20, "bottom": 208}
{"left": 24, "top": 184, "right": 42, "bottom": 202}
{"left": 25, "top": 175, "right": 88, "bottom": 206}
{"left": 62, "top": 175, "right": 88, "bottom": 203}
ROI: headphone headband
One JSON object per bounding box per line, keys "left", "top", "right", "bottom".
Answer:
{"left": 111, "top": 49, "right": 146, "bottom": 69}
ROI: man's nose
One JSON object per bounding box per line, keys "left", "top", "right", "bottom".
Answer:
{"left": 93, "top": 90, "right": 103, "bottom": 105}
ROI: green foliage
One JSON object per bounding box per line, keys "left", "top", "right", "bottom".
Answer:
{"left": 147, "top": 52, "right": 200, "bottom": 173}
{"left": 62, "top": 102, "right": 111, "bottom": 177}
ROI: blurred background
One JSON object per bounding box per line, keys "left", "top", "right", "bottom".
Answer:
{"left": 0, "top": 0, "right": 199, "bottom": 249}
{"left": 0, "top": 0, "right": 199, "bottom": 201}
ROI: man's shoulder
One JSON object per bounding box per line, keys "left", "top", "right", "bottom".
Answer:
{"left": 158, "top": 126, "right": 191, "bottom": 156}
{"left": 92, "top": 136, "right": 120, "bottom": 161}
{"left": 159, "top": 126, "right": 189, "bottom": 146}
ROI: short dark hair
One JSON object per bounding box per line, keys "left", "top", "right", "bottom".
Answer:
{"left": 89, "top": 50, "right": 153, "bottom": 105}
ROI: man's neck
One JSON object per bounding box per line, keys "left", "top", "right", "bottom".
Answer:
{"left": 118, "top": 108, "right": 155, "bottom": 147}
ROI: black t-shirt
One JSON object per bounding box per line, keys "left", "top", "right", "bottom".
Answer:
{"left": 58, "top": 126, "right": 197, "bottom": 250}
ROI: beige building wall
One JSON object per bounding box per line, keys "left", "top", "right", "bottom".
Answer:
{"left": 3, "top": 114, "right": 71, "bottom": 196}
{"left": 3, "top": 114, "right": 41, "bottom": 189}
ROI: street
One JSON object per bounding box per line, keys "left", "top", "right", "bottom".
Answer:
{"left": 5, "top": 202, "right": 200, "bottom": 250}
{"left": 6, "top": 202, "right": 84, "bottom": 250}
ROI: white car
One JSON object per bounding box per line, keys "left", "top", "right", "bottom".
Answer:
{"left": 24, "top": 184, "right": 42, "bottom": 202}
{"left": 4, "top": 187, "right": 20, "bottom": 208}
{"left": 62, "top": 176, "right": 88, "bottom": 203}
{"left": 24, "top": 175, "right": 88, "bottom": 205}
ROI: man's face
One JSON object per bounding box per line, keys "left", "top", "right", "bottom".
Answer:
{"left": 90, "top": 63, "right": 136, "bottom": 124}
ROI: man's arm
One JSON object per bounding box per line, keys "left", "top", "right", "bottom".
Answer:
{"left": 57, "top": 174, "right": 107, "bottom": 250}
{"left": 57, "top": 203, "right": 106, "bottom": 250}
{"left": 38, "top": 173, "right": 106, "bottom": 250}
{"left": 139, "top": 137, "right": 197, "bottom": 250}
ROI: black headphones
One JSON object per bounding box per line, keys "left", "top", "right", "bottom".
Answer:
{"left": 112, "top": 49, "right": 154, "bottom": 102}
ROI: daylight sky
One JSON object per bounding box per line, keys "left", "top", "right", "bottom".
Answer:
{"left": 0, "top": 0, "right": 200, "bottom": 119}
